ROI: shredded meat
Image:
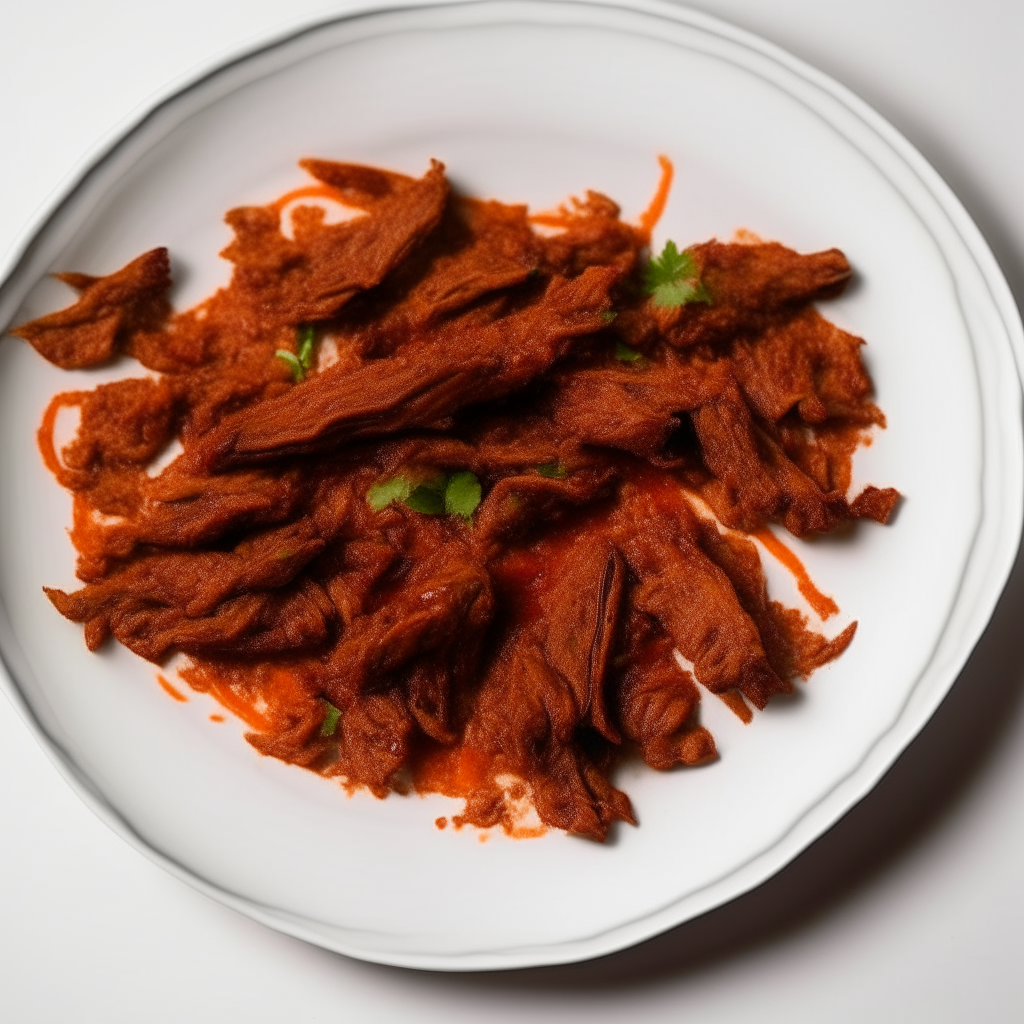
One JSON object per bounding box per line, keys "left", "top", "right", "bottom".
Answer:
{"left": 17, "top": 157, "right": 899, "bottom": 842}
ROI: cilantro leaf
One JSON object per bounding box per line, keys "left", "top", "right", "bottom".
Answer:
{"left": 320, "top": 700, "right": 341, "bottom": 737}
{"left": 275, "top": 349, "right": 304, "bottom": 382}
{"left": 643, "top": 240, "right": 711, "bottom": 309}
{"left": 366, "top": 475, "right": 412, "bottom": 510}
{"left": 404, "top": 480, "right": 446, "bottom": 515}
{"left": 614, "top": 342, "right": 643, "bottom": 363}
{"left": 444, "top": 471, "right": 482, "bottom": 521}
{"left": 536, "top": 462, "right": 567, "bottom": 479}
{"left": 296, "top": 325, "right": 316, "bottom": 371}
{"left": 600, "top": 310, "right": 618, "bottom": 324}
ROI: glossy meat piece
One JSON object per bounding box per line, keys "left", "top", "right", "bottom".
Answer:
{"left": 730, "top": 308, "right": 881, "bottom": 425}
{"left": 612, "top": 481, "right": 790, "bottom": 709}
{"left": 658, "top": 241, "right": 852, "bottom": 349}
{"left": 77, "top": 468, "right": 314, "bottom": 577}
{"left": 548, "top": 355, "right": 728, "bottom": 460}
{"left": 692, "top": 379, "right": 881, "bottom": 536}
{"left": 538, "top": 543, "right": 625, "bottom": 743}
{"left": 12, "top": 248, "right": 171, "bottom": 369}
{"left": 614, "top": 610, "right": 717, "bottom": 770}
{"left": 463, "top": 637, "right": 635, "bottom": 842}
{"left": 44, "top": 499, "right": 351, "bottom": 659}
{"left": 191, "top": 265, "right": 618, "bottom": 470}
{"left": 540, "top": 191, "right": 646, "bottom": 278}
{"left": 474, "top": 466, "right": 618, "bottom": 547}
{"left": 320, "top": 545, "right": 494, "bottom": 708}
{"left": 692, "top": 515, "right": 856, "bottom": 680}
{"left": 334, "top": 195, "right": 543, "bottom": 356}
{"left": 220, "top": 161, "right": 448, "bottom": 327}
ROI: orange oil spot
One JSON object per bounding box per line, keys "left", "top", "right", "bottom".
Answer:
{"left": 209, "top": 714, "right": 225, "bottom": 723}
{"left": 435, "top": 816, "right": 448, "bottom": 830}
{"left": 754, "top": 528, "right": 839, "bottom": 620}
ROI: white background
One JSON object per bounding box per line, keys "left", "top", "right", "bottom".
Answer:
{"left": 2, "top": 1, "right": 1023, "bottom": 1020}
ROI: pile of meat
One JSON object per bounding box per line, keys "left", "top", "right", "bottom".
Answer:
{"left": 13, "top": 158, "right": 898, "bottom": 841}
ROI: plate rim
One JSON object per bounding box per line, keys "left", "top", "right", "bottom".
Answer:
{"left": 0, "top": 0, "right": 1021, "bottom": 971}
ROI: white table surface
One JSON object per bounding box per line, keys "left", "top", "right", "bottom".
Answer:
{"left": 3, "top": 1, "right": 1024, "bottom": 1020}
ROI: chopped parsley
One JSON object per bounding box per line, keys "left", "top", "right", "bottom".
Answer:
{"left": 444, "top": 471, "right": 482, "bottom": 521}
{"left": 643, "top": 240, "right": 711, "bottom": 309}
{"left": 366, "top": 471, "right": 482, "bottom": 522}
{"left": 614, "top": 342, "right": 643, "bottom": 363}
{"left": 536, "top": 462, "right": 567, "bottom": 479}
{"left": 320, "top": 700, "right": 341, "bottom": 737}
{"left": 296, "top": 325, "right": 316, "bottom": 370}
{"left": 275, "top": 325, "right": 317, "bottom": 382}
{"left": 600, "top": 310, "right": 618, "bottom": 324}
{"left": 404, "top": 480, "right": 446, "bottom": 515}
{"left": 275, "top": 349, "right": 305, "bottom": 381}
{"left": 366, "top": 475, "right": 412, "bottom": 510}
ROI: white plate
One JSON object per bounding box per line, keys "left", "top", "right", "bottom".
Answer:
{"left": 0, "top": 0, "right": 1021, "bottom": 972}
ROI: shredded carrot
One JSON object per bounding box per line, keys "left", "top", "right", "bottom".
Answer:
{"left": 156, "top": 674, "right": 188, "bottom": 702}
{"left": 37, "top": 391, "right": 86, "bottom": 484}
{"left": 637, "top": 154, "right": 674, "bottom": 241}
{"left": 270, "top": 183, "right": 350, "bottom": 213}
{"left": 754, "top": 528, "right": 839, "bottom": 620}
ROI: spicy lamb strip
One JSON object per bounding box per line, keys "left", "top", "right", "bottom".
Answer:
{"left": 473, "top": 465, "right": 619, "bottom": 548}
{"left": 49, "top": 572, "right": 335, "bottom": 663}
{"left": 538, "top": 190, "right": 646, "bottom": 279}
{"left": 11, "top": 248, "right": 172, "bottom": 369}
{"left": 460, "top": 635, "right": 635, "bottom": 842}
{"left": 611, "top": 479, "right": 790, "bottom": 709}
{"left": 546, "top": 354, "right": 730, "bottom": 462}
{"left": 45, "top": 501, "right": 348, "bottom": 649}
{"left": 729, "top": 307, "right": 883, "bottom": 426}
{"left": 613, "top": 240, "right": 852, "bottom": 352}
{"left": 691, "top": 514, "right": 857, "bottom": 681}
{"left": 328, "top": 690, "right": 417, "bottom": 797}
{"left": 76, "top": 467, "right": 314, "bottom": 574}
{"left": 319, "top": 543, "right": 495, "bottom": 709}
{"left": 219, "top": 160, "right": 449, "bottom": 327}
{"left": 613, "top": 608, "right": 717, "bottom": 771}
{"left": 691, "top": 377, "right": 896, "bottom": 536}
{"left": 190, "top": 264, "right": 619, "bottom": 471}
{"left": 537, "top": 542, "right": 626, "bottom": 744}
{"left": 332, "top": 195, "right": 545, "bottom": 358}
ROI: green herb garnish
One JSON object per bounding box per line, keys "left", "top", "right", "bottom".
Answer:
{"left": 275, "top": 349, "right": 305, "bottom": 382}
{"left": 444, "top": 471, "right": 482, "bottom": 522}
{"left": 600, "top": 310, "right": 618, "bottom": 324}
{"left": 366, "top": 475, "right": 412, "bottom": 510}
{"left": 320, "top": 700, "right": 341, "bottom": 737}
{"left": 536, "top": 462, "right": 567, "bottom": 479}
{"left": 275, "top": 326, "right": 317, "bottom": 382}
{"left": 296, "top": 325, "right": 316, "bottom": 371}
{"left": 404, "top": 481, "right": 446, "bottom": 515}
{"left": 367, "top": 471, "right": 482, "bottom": 521}
{"left": 643, "top": 240, "right": 711, "bottom": 309}
{"left": 614, "top": 342, "right": 643, "bottom": 363}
